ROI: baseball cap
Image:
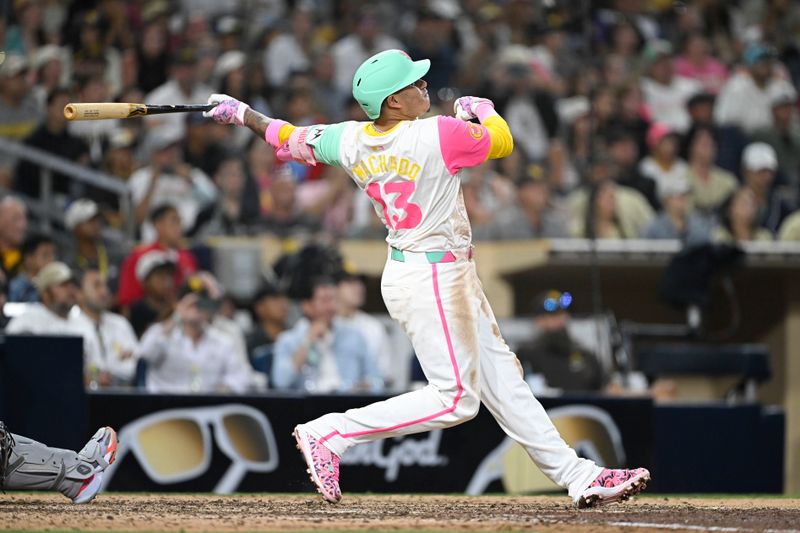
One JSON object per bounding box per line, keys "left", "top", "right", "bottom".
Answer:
{"left": 64, "top": 199, "right": 100, "bottom": 230}
{"left": 767, "top": 80, "right": 798, "bottom": 108}
{"left": 642, "top": 39, "right": 673, "bottom": 66}
{"left": 743, "top": 42, "right": 776, "bottom": 66}
{"left": 136, "top": 250, "right": 178, "bottom": 282}
{"left": 108, "top": 128, "right": 136, "bottom": 149}
{"left": 253, "top": 282, "right": 284, "bottom": 302}
{"left": 149, "top": 127, "right": 183, "bottom": 153}
{"left": 215, "top": 15, "right": 242, "bottom": 36}
{"left": 742, "top": 142, "right": 778, "bottom": 171}
{"left": 0, "top": 54, "right": 28, "bottom": 78}
{"left": 646, "top": 122, "right": 674, "bottom": 149}
{"left": 33, "top": 262, "right": 75, "bottom": 291}
{"left": 687, "top": 92, "right": 715, "bottom": 109}
{"left": 172, "top": 46, "right": 197, "bottom": 66}
{"left": 214, "top": 50, "right": 245, "bottom": 80}
{"left": 658, "top": 176, "right": 691, "bottom": 202}
{"left": 180, "top": 275, "right": 220, "bottom": 312}
{"left": 33, "top": 45, "right": 64, "bottom": 70}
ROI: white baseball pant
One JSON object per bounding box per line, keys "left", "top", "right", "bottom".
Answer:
{"left": 304, "top": 249, "right": 602, "bottom": 499}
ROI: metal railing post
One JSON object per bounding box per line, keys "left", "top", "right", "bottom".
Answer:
{"left": 40, "top": 168, "right": 53, "bottom": 233}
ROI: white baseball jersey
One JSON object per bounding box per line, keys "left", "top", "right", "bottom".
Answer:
{"left": 288, "top": 110, "right": 607, "bottom": 502}
{"left": 307, "top": 116, "right": 495, "bottom": 252}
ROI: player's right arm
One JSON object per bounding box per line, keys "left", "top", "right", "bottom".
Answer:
{"left": 204, "top": 93, "right": 345, "bottom": 168}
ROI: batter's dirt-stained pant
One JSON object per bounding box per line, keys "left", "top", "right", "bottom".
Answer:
{"left": 304, "top": 249, "right": 603, "bottom": 499}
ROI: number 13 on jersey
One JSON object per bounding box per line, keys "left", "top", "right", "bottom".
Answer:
{"left": 366, "top": 181, "right": 422, "bottom": 230}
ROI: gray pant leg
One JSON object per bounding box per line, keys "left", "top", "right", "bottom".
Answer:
{"left": 1, "top": 432, "right": 95, "bottom": 500}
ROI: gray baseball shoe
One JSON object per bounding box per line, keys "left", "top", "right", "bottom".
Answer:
{"left": 72, "top": 427, "right": 118, "bottom": 504}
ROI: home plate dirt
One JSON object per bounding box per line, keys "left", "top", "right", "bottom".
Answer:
{"left": 2, "top": 494, "right": 799, "bottom": 532}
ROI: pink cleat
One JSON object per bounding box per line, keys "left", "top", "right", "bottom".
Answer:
{"left": 293, "top": 425, "right": 342, "bottom": 503}
{"left": 577, "top": 467, "right": 650, "bottom": 508}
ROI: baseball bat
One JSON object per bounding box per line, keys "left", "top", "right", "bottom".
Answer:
{"left": 63, "top": 103, "right": 216, "bottom": 121}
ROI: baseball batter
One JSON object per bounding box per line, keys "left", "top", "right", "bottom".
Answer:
{"left": 205, "top": 49, "right": 650, "bottom": 508}
{"left": 0, "top": 421, "right": 117, "bottom": 503}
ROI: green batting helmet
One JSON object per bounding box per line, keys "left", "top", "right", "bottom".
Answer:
{"left": 352, "top": 49, "right": 430, "bottom": 120}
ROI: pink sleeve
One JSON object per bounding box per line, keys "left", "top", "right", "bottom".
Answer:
{"left": 437, "top": 116, "right": 492, "bottom": 175}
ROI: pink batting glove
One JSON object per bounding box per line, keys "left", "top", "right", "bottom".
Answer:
{"left": 454, "top": 96, "right": 494, "bottom": 121}
{"left": 203, "top": 93, "right": 249, "bottom": 126}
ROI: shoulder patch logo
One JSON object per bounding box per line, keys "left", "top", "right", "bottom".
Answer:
{"left": 468, "top": 123, "right": 484, "bottom": 139}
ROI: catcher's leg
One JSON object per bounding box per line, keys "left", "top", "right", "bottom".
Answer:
{"left": 0, "top": 421, "right": 117, "bottom": 504}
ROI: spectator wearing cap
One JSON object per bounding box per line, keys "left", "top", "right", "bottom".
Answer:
{"left": 0, "top": 195, "right": 28, "bottom": 278}
{"left": 0, "top": 54, "right": 41, "bottom": 182}
{"left": 713, "top": 187, "right": 774, "bottom": 243}
{"left": 117, "top": 204, "right": 198, "bottom": 309}
{"left": 214, "top": 50, "right": 272, "bottom": 150}
{"left": 247, "top": 283, "right": 289, "bottom": 384}
{"left": 215, "top": 15, "right": 243, "bottom": 54}
{"left": 491, "top": 165, "right": 570, "bottom": 240}
{"left": 183, "top": 111, "right": 228, "bottom": 178}
{"left": 515, "top": 290, "right": 605, "bottom": 393}
{"left": 63, "top": 199, "right": 127, "bottom": 295}
{"left": 30, "top": 45, "right": 68, "bottom": 111}
{"left": 98, "top": 127, "right": 138, "bottom": 222}
{"left": 143, "top": 46, "right": 213, "bottom": 141}
{"left": 683, "top": 126, "right": 738, "bottom": 214}
{"left": 641, "top": 176, "right": 713, "bottom": 246}
{"left": 337, "top": 270, "right": 391, "bottom": 386}
{"left": 127, "top": 249, "right": 177, "bottom": 337}
{"left": 8, "top": 233, "right": 56, "bottom": 303}
{"left": 67, "top": 74, "right": 119, "bottom": 163}
{"left": 0, "top": 54, "right": 40, "bottom": 141}
{"left": 683, "top": 92, "right": 749, "bottom": 176}
{"left": 330, "top": 8, "right": 404, "bottom": 96}
{"left": 273, "top": 276, "right": 383, "bottom": 394}
{"left": 673, "top": 32, "right": 729, "bottom": 95}
{"left": 491, "top": 49, "right": 559, "bottom": 163}
{"left": 15, "top": 88, "right": 90, "bottom": 199}
{"left": 640, "top": 39, "right": 703, "bottom": 133}
{"left": 263, "top": 6, "right": 316, "bottom": 88}
{"left": 134, "top": 285, "right": 252, "bottom": 394}
{"left": 714, "top": 42, "right": 785, "bottom": 134}
{"left": 6, "top": 262, "right": 103, "bottom": 381}
{"left": 71, "top": 268, "right": 139, "bottom": 388}
{"left": 128, "top": 127, "right": 217, "bottom": 241}
{"left": 752, "top": 80, "right": 800, "bottom": 192}
{"left": 182, "top": 272, "right": 263, "bottom": 390}
{"left": 740, "top": 142, "right": 794, "bottom": 233}
{"left": 639, "top": 122, "right": 689, "bottom": 196}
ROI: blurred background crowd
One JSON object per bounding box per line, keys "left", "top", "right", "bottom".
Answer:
{"left": 1, "top": 0, "right": 800, "bottom": 397}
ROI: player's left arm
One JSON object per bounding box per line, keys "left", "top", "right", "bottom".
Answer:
{"left": 203, "top": 93, "right": 345, "bottom": 167}
{"left": 438, "top": 96, "right": 514, "bottom": 175}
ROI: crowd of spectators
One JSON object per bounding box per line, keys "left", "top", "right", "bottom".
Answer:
{"left": 2, "top": 0, "right": 800, "bottom": 394}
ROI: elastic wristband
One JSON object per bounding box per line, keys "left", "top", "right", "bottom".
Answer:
{"left": 475, "top": 103, "right": 498, "bottom": 123}
{"left": 235, "top": 103, "right": 249, "bottom": 126}
{"left": 266, "top": 119, "right": 289, "bottom": 147}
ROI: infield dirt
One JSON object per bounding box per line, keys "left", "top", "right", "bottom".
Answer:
{"left": 2, "top": 494, "right": 799, "bottom": 532}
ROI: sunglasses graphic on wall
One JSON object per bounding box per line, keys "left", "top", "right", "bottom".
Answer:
{"left": 465, "top": 405, "right": 625, "bottom": 495}
{"left": 101, "top": 404, "right": 279, "bottom": 493}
